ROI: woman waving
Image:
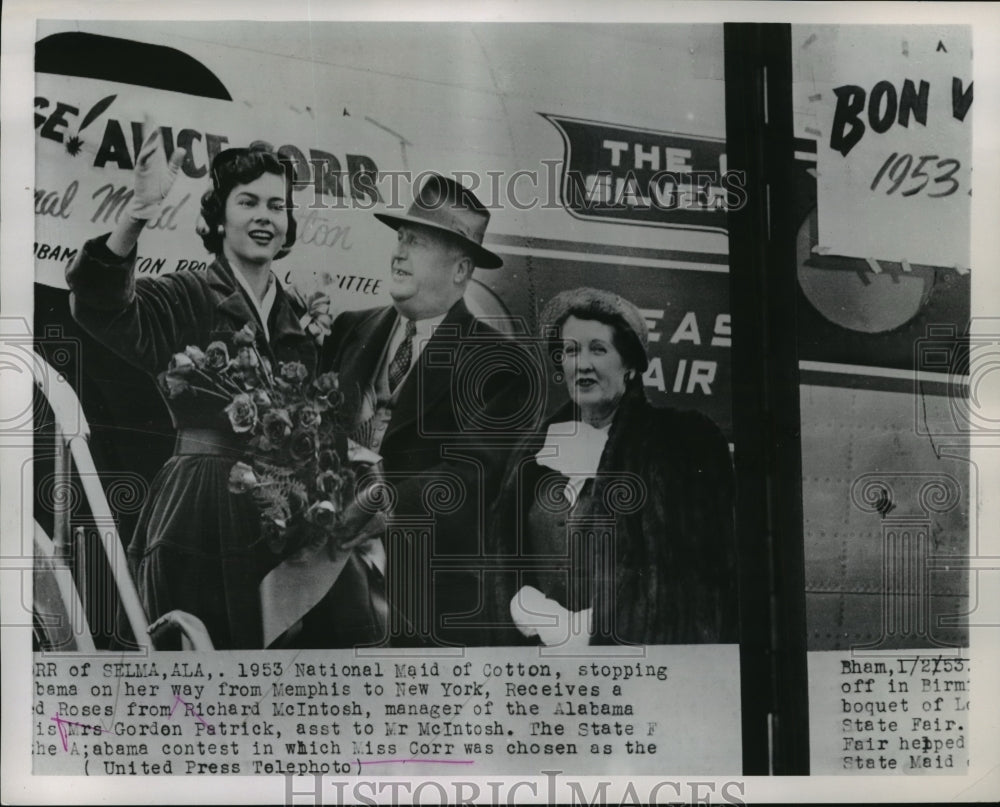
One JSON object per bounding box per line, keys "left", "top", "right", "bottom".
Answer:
{"left": 66, "top": 131, "right": 316, "bottom": 648}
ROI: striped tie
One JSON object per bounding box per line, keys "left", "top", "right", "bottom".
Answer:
{"left": 387, "top": 318, "right": 416, "bottom": 393}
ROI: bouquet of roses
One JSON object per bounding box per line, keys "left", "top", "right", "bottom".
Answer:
{"left": 158, "top": 322, "right": 377, "bottom": 557}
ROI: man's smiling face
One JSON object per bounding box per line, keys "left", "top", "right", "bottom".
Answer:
{"left": 388, "top": 222, "right": 469, "bottom": 319}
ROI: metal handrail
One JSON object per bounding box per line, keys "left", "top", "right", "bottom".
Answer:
{"left": 32, "top": 352, "right": 151, "bottom": 649}
{"left": 34, "top": 520, "right": 97, "bottom": 653}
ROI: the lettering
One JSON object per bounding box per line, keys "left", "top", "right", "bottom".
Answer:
{"left": 830, "top": 77, "right": 971, "bottom": 156}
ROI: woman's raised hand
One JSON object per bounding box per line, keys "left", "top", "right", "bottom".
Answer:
{"left": 129, "top": 127, "right": 187, "bottom": 221}
{"left": 106, "top": 124, "right": 187, "bottom": 256}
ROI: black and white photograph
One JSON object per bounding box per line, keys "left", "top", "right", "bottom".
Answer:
{"left": 2, "top": 1, "right": 999, "bottom": 803}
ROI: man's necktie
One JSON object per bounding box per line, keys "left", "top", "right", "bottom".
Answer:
{"left": 387, "top": 318, "right": 416, "bottom": 393}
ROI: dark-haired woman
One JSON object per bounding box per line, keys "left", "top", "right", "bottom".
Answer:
{"left": 486, "top": 287, "right": 738, "bottom": 646}
{"left": 66, "top": 132, "right": 316, "bottom": 648}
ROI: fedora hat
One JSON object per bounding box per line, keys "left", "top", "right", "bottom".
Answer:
{"left": 374, "top": 173, "right": 503, "bottom": 269}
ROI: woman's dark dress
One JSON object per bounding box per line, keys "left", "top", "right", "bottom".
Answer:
{"left": 67, "top": 235, "right": 317, "bottom": 649}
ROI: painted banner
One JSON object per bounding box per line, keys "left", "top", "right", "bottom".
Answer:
{"left": 805, "top": 26, "right": 972, "bottom": 269}
{"left": 542, "top": 114, "right": 740, "bottom": 231}
{"left": 34, "top": 67, "right": 401, "bottom": 315}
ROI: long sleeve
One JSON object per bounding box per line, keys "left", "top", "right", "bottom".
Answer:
{"left": 67, "top": 234, "right": 210, "bottom": 375}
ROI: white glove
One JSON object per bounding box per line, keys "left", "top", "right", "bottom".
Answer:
{"left": 510, "top": 585, "right": 592, "bottom": 647}
{"left": 128, "top": 127, "right": 186, "bottom": 221}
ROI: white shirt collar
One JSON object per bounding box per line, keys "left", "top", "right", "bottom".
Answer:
{"left": 408, "top": 311, "right": 447, "bottom": 339}
{"left": 232, "top": 268, "right": 277, "bottom": 342}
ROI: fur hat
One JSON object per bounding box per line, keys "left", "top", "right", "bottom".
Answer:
{"left": 539, "top": 287, "right": 649, "bottom": 371}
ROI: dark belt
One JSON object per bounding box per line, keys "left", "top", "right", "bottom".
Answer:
{"left": 174, "top": 428, "right": 246, "bottom": 459}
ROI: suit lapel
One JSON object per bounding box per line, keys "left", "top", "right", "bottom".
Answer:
{"left": 386, "top": 298, "right": 474, "bottom": 441}
{"left": 338, "top": 307, "right": 398, "bottom": 408}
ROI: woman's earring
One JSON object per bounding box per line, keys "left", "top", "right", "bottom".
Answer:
{"left": 216, "top": 224, "right": 225, "bottom": 236}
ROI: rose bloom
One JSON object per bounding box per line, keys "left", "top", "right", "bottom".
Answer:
{"left": 205, "top": 341, "right": 230, "bottom": 371}
{"left": 252, "top": 388, "right": 272, "bottom": 408}
{"left": 307, "top": 290, "right": 331, "bottom": 315}
{"left": 313, "top": 371, "right": 339, "bottom": 395}
{"left": 233, "top": 346, "right": 259, "bottom": 370}
{"left": 300, "top": 292, "right": 333, "bottom": 338}
{"left": 313, "top": 372, "right": 343, "bottom": 410}
{"left": 168, "top": 352, "right": 196, "bottom": 375}
{"left": 228, "top": 461, "right": 259, "bottom": 494}
{"left": 297, "top": 405, "right": 321, "bottom": 430}
{"left": 305, "top": 500, "right": 338, "bottom": 528}
{"left": 162, "top": 373, "right": 190, "bottom": 398}
{"left": 262, "top": 409, "right": 293, "bottom": 444}
{"left": 260, "top": 517, "right": 287, "bottom": 554}
{"left": 183, "top": 345, "right": 207, "bottom": 367}
{"left": 316, "top": 469, "right": 343, "bottom": 496}
{"left": 288, "top": 429, "right": 318, "bottom": 462}
{"left": 233, "top": 322, "right": 257, "bottom": 347}
{"left": 225, "top": 393, "right": 258, "bottom": 433}
{"left": 318, "top": 448, "right": 341, "bottom": 472}
{"left": 280, "top": 361, "right": 309, "bottom": 383}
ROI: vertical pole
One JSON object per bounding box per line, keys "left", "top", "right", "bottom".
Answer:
{"left": 52, "top": 424, "right": 71, "bottom": 555}
{"left": 74, "top": 525, "right": 88, "bottom": 638}
{"left": 724, "top": 23, "right": 810, "bottom": 774}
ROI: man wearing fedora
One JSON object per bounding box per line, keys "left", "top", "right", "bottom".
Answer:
{"left": 315, "top": 173, "right": 533, "bottom": 647}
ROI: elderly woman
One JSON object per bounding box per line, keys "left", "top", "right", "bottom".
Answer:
{"left": 487, "top": 287, "right": 738, "bottom": 646}
{"left": 66, "top": 133, "right": 336, "bottom": 648}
